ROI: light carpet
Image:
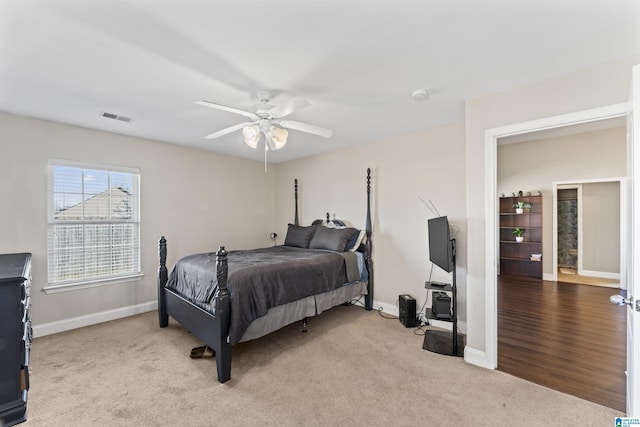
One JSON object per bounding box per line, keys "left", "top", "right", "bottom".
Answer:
{"left": 27, "top": 305, "right": 622, "bottom": 426}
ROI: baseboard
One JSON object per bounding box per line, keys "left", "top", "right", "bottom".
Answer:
{"left": 464, "top": 346, "right": 493, "bottom": 369}
{"left": 578, "top": 269, "right": 620, "bottom": 280}
{"left": 32, "top": 301, "right": 158, "bottom": 338}
{"left": 543, "top": 273, "right": 554, "bottom": 281}
{"left": 373, "top": 300, "right": 398, "bottom": 316}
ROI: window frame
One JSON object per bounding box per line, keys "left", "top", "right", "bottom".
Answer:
{"left": 46, "top": 159, "right": 142, "bottom": 291}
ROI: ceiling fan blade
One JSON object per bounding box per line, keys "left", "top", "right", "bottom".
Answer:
{"left": 270, "top": 97, "right": 311, "bottom": 119}
{"left": 278, "top": 120, "right": 333, "bottom": 138}
{"left": 194, "top": 100, "right": 258, "bottom": 120}
{"left": 204, "top": 121, "right": 255, "bottom": 140}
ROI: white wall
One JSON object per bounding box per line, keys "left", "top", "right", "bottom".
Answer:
{"left": 274, "top": 123, "right": 467, "bottom": 322}
{"left": 497, "top": 127, "right": 626, "bottom": 276}
{"left": 465, "top": 55, "right": 640, "bottom": 357}
{"left": 0, "top": 112, "right": 275, "bottom": 327}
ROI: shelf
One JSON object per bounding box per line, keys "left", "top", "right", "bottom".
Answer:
{"left": 499, "top": 240, "right": 542, "bottom": 244}
{"left": 500, "top": 256, "right": 541, "bottom": 262}
{"left": 424, "top": 281, "right": 452, "bottom": 292}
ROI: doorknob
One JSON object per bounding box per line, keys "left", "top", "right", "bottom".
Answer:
{"left": 610, "top": 294, "right": 632, "bottom": 307}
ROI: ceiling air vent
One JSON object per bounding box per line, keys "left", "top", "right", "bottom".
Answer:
{"left": 101, "top": 112, "right": 133, "bottom": 123}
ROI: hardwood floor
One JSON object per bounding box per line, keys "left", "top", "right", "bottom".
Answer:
{"left": 498, "top": 275, "right": 626, "bottom": 412}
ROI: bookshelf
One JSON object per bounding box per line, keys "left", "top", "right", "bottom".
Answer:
{"left": 499, "top": 195, "right": 542, "bottom": 279}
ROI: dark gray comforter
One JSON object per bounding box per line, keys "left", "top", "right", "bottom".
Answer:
{"left": 165, "top": 246, "right": 361, "bottom": 344}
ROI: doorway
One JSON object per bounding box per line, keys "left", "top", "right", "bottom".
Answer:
{"left": 557, "top": 187, "right": 579, "bottom": 273}
{"left": 486, "top": 104, "right": 630, "bottom": 408}
{"left": 553, "top": 180, "right": 623, "bottom": 288}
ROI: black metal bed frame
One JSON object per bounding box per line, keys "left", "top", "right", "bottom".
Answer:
{"left": 157, "top": 168, "right": 373, "bottom": 383}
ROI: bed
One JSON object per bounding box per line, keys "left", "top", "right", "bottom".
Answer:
{"left": 157, "top": 168, "right": 374, "bottom": 383}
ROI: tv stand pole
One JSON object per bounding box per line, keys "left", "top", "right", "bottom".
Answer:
{"left": 451, "top": 239, "right": 458, "bottom": 356}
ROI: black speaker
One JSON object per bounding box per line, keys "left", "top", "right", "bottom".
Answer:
{"left": 431, "top": 291, "right": 451, "bottom": 320}
{"left": 399, "top": 294, "right": 417, "bottom": 327}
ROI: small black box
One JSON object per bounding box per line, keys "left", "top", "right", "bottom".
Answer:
{"left": 431, "top": 291, "right": 451, "bottom": 320}
{"left": 399, "top": 294, "right": 417, "bottom": 327}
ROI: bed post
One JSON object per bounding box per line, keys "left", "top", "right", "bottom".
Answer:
{"left": 294, "top": 178, "right": 299, "bottom": 226}
{"left": 365, "top": 168, "right": 374, "bottom": 311}
{"left": 158, "top": 236, "right": 169, "bottom": 327}
{"left": 213, "top": 246, "right": 232, "bottom": 383}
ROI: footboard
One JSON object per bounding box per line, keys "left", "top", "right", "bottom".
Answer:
{"left": 157, "top": 238, "right": 232, "bottom": 383}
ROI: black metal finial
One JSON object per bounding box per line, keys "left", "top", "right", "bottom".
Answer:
{"left": 159, "top": 236, "right": 167, "bottom": 267}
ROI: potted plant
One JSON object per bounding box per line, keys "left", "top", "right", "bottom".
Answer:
{"left": 512, "top": 227, "right": 525, "bottom": 242}
{"left": 513, "top": 201, "right": 531, "bottom": 214}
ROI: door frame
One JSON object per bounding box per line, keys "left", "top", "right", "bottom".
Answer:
{"left": 484, "top": 102, "right": 630, "bottom": 371}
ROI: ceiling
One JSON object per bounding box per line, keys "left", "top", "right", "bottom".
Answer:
{"left": 1, "top": 1, "right": 639, "bottom": 163}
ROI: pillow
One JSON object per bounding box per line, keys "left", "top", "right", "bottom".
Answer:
{"left": 345, "top": 229, "right": 367, "bottom": 252}
{"left": 284, "top": 224, "right": 318, "bottom": 248}
{"left": 309, "top": 226, "right": 357, "bottom": 252}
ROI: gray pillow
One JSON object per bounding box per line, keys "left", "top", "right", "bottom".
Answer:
{"left": 284, "top": 224, "right": 318, "bottom": 248}
{"left": 309, "top": 226, "right": 357, "bottom": 252}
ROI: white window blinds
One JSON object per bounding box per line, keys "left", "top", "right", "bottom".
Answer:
{"left": 47, "top": 160, "right": 140, "bottom": 287}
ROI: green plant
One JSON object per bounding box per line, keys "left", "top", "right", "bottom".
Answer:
{"left": 512, "top": 227, "right": 525, "bottom": 237}
{"left": 513, "top": 201, "right": 531, "bottom": 210}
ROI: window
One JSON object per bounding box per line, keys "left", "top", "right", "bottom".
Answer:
{"left": 47, "top": 159, "right": 140, "bottom": 288}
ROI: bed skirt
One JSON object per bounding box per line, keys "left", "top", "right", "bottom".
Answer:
{"left": 239, "top": 281, "right": 368, "bottom": 342}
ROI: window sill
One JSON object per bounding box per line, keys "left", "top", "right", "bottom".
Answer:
{"left": 43, "top": 273, "right": 144, "bottom": 294}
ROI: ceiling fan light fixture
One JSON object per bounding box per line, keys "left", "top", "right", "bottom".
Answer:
{"left": 271, "top": 126, "right": 288, "bottom": 150}
{"left": 243, "top": 125, "right": 261, "bottom": 149}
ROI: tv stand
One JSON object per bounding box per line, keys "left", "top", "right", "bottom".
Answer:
{"left": 423, "top": 239, "right": 464, "bottom": 356}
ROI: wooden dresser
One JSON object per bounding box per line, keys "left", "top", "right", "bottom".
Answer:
{"left": 0, "top": 253, "right": 32, "bottom": 426}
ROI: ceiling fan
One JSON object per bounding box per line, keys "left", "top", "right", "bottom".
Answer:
{"left": 194, "top": 91, "right": 333, "bottom": 151}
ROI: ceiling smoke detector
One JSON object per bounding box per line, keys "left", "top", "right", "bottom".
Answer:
{"left": 411, "top": 89, "right": 429, "bottom": 102}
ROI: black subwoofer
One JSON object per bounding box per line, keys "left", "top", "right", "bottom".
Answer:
{"left": 398, "top": 294, "right": 417, "bottom": 327}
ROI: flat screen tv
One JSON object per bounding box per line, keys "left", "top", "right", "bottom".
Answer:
{"left": 428, "top": 216, "right": 454, "bottom": 273}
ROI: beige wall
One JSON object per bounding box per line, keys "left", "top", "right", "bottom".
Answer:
{"left": 465, "top": 55, "right": 640, "bottom": 355}
{"left": 4, "top": 54, "right": 638, "bottom": 355}
{"left": 497, "top": 127, "right": 626, "bottom": 276}
{"left": 0, "top": 112, "right": 275, "bottom": 326}
{"left": 582, "top": 181, "right": 620, "bottom": 274}
{"left": 274, "top": 123, "right": 467, "bottom": 323}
